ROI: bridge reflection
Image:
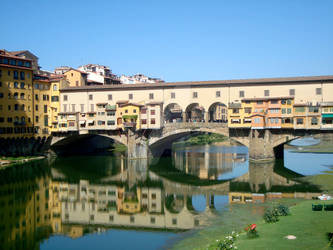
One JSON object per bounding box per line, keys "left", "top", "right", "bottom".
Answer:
{"left": 0, "top": 153, "right": 323, "bottom": 249}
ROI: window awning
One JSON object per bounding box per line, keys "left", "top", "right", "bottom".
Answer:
{"left": 322, "top": 114, "right": 333, "bottom": 118}
{"left": 244, "top": 119, "right": 252, "bottom": 122}
{"left": 88, "top": 120, "right": 94, "bottom": 124}
{"left": 79, "top": 120, "right": 86, "bottom": 124}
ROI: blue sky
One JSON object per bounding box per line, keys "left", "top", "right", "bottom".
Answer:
{"left": 2, "top": 0, "right": 333, "bottom": 82}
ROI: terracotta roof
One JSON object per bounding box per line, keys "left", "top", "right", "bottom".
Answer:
{"left": 116, "top": 100, "right": 129, "bottom": 104}
{"left": 0, "top": 49, "right": 33, "bottom": 61}
{"left": 146, "top": 101, "right": 163, "bottom": 105}
{"left": 60, "top": 75, "right": 333, "bottom": 92}
{"left": 8, "top": 50, "right": 39, "bottom": 59}
{"left": 119, "top": 102, "right": 144, "bottom": 107}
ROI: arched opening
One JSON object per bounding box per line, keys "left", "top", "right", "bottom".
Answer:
{"left": 208, "top": 102, "right": 227, "bottom": 123}
{"left": 164, "top": 103, "right": 183, "bottom": 123}
{"left": 165, "top": 194, "right": 185, "bottom": 213}
{"left": 185, "top": 103, "right": 205, "bottom": 122}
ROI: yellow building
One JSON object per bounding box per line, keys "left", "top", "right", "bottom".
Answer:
{"left": 33, "top": 75, "right": 51, "bottom": 136}
{"left": 63, "top": 68, "right": 87, "bottom": 87}
{"left": 0, "top": 50, "right": 34, "bottom": 138}
{"left": 228, "top": 102, "right": 244, "bottom": 128}
{"left": 280, "top": 98, "right": 294, "bottom": 128}
{"left": 49, "top": 76, "right": 64, "bottom": 132}
{"left": 116, "top": 101, "right": 142, "bottom": 130}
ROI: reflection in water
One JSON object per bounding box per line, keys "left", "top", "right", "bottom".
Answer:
{"left": 0, "top": 143, "right": 324, "bottom": 250}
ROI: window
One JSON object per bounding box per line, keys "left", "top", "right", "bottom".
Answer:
{"left": 51, "top": 96, "right": 59, "bottom": 102}
{"left": 89, "top": 94, "right": 93, "bottom": 100}
{"left": 264, "top": 90, "right": 270, "bottom": 96}
{"left": 295, "top": 107, "right": 305, "bottom": 112}
{"left": 308, "top": 106, "right": 319, "bottom": 113}
{"left": 53, "top": 84, "right": 57, "bottom": 91}
{"left": 149, "top": 93, "right": 154, "bottom": 99}
{"left": 90, "top": 104, "right": 94, "bottom": 112}
{"left": 63, "top": 104, "right": 67, "bottom": 112}
{"left": 90, "top": 215, "right": 94, "bottom": 221}
{"left": 108, "top": 94, "right": 112, "bottom": 100}
{"left": 107, "top": 120, "right": 115, "bottom": 125}
{"left": 257, "top": 101, "right": 263, "bottom": 104}
{"left": 35, "top": 105, "right": 38, "bottom": 111}
{"left": 172, "top": 218, "right": 177, "bottom": 225}
{"left": 44, "top": 115, "right": 48, "bottom": 126}
{"left": 151, "top": 193, "right": 156, "bottom": 199}
{"left": 150, "top": 217, "right": 156, "bottom": 224}
{"left": 232, "top": 108, "right": 239, "bottom": 114}
{"left": 239, "top": 90, "right": 244, "bottom": 98}
{"left": 14, "top": 82, "right": 18, "bottom": 88}
{"left": 287, "top": 108, "right": 291, "bottom": 114}
{"left": 151, "top": 118, "right": 156, "bottom": 124}
{"left": 270, "top": 108, "right": 279, "bottom": 113}
{"left": 133, "top": 109, "right": 136, "bottom": 113}
{"left": 125, "top": 109, "right": 128, "bottom": 113}
{"left": 0, "top": 93, "right": 3, "bottom": 98}
{"left": 282, "top": 108, "right": 286, "bottom": 114}
{"left": 80, "top": 104, "right": 84, "bottom": 112}
{"left": 36, "top": 116, "right": 39, "bottom": 122}
{"left": 72, "top": 104, "right": 75, "bottom": 112}
{"left": 14, "top": 104, "right": 19, "bottom": 111}
{"left": 130, "top": 216, "right": 135, "bottom": 223}
{"left": 141, "top": 119, "right": 147, "bottom": 124}
{"left": 296, "top": 118, "right": 303, "bottom": 125}
{"left": 150, "top": 110, "right": 155, "bottom": 115}
{"left": 171, "top": 92, "right": 175, "bottom": 99}
{"left": 44, "top": 105, "right": 48, "bottom": 113}
{"left": 289, "top": 89, "right": 295, "bottom": 96}
{"left": 129, "top": 93, "right": 133, "bottom": 100}
{"left": 316, "top": 88, "right": 322, "bottom": 95}
{"left": 193, "top": 92, "right": 198, "bottom": 98}
{"left": 244, "top": 108, "right": 251, "bottom": 113}
{"left": 7, "top": 117, "right": 12, "bottom": 123}
{"left": 20, "top": 71, "right": 25, "bottom": 80}
{"left": 141, "top": 108, "right": 147, "bottom": 114}
{"left": 311, "top": 117, "right": 318, "bottom": 125}
{"left": 8, "top": 105, "right": 11, "bottom": 110}
{"left": 13, "top": 71, "right": 18, "bottom": 79}
{"left": 216, "top": 91, "right": 221, "bottom": 97}
{"left": 109, "top": 215, "right": 114, "bottom": 222}
{"left": 63, "top": 95, "right": 68, "bottom": 101}
{"left": 271, "top": 100, "right": 278, "bottom": 104}
{"left": 20, "top": 82, "right": 25, "bottom": 89}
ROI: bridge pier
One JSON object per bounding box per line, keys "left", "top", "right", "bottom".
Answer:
{"left": 249, "top": 129, "right": 277, "bottom": 162}
{"left": 127, "top": 129, "right": 150, "bottom": 159}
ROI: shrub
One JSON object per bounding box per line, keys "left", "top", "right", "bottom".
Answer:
{"left": 263, "top": 207, "right": 279, "bottom": 223}
{"left": 276, "top": 204, "right": 290, "bottom": 216}
{"left": 214, "top": 231, "right": 239, "bottom": 250}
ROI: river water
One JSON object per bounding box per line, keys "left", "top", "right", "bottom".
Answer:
{"left": 0, "top": 140, "right": 332, "bottom": 250}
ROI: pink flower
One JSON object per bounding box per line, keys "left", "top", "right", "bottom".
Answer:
{"left": 250, "top": 224, "right": 256, "bottom": 230}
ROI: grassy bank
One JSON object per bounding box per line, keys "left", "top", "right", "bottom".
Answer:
{"left": 0, "top": 156, "right": 45, "bottom": 168}
{"left": 235, "top": 200, "right": 333, "bottom": 250}
{"left": 172, "top": 199, "right": 300, "bottom": 250}
{"left": 285, "top": 141, "right": 333, "bottom": 154}
{"left": 109, "top": 143, "right": 127, "bottom": 153}
{"left": 174, "top": 133, "right": 228, "bottom": 146}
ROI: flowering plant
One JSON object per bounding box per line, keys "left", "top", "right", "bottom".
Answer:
{"left": 244, "top": 224, "right": 258, "bottom": 238}
{"left": 215, "top": 231, "right": 239, "bottom": 249}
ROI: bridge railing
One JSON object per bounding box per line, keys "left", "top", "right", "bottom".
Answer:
{"left": 163, "top": 122, "right": 227, "bottom": 134}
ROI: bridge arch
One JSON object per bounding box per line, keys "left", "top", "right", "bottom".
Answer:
{"left": 185, "top": 103, "right": 205, "bottom": 122}
{"left": 50, "top": 133, "right": 127, "bottom": 155}
{"left": 208, "top": 102, "right": 227, "bottom": 123}
{"left": 164, "top": 103, "right": 184, "bottom": 123}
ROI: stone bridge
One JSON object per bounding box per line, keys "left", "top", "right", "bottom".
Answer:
{"left": 50, "top": 122, "right": 331, "bottom": 161}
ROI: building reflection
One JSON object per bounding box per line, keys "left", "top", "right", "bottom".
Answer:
{"left": 0, "top": 155, "right": 323, "bottom": 248}
{"left": 173, "top": 144, "right": 247, "bottom": 180}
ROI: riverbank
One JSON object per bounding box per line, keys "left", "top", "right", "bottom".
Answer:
{"left": 0, "top": 156, "right": 45, "bottom": 168}
{"left": 171, "top": 199, "right": 301, "bottom": 250}
{"left": 173, "top": 133, "right": 228, "bottom": 146}
{"left": 285, "top": 140, "right": 333, "bottom": 154}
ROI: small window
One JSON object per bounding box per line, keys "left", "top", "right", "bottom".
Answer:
{"left": 171, "top": 92, "right": 175, "bottom": 99}
{"left": 63, "top": 95, "right": 68, "bottom": 101}
{"left": 172, "top": 218, "right": 177, "bottom": 225}
{"left": 141, "top": 119, "right": 147, "bottom": 124}
{"left": 130, "top": 216, "right": 135, "bottom": 223}
{"left": 193, "top": 92, "right": 198, "bottom": 98}
{"left": 296, "top": 118, "right": 303, "bottom": 124}
{"left": 150, "top": 110, "right": 155, "bottom": 115}
{"left": 129, "top": 93, "right": 133, "bottom": 100}
{"left": 264, "top": 90, "right": 270, "bottom": 96}
{"left": 239, "top": 90, "right": 244, "bottom": 98}
{"left": 89, "top": 94, "right": 93, "bottom": 100}
{"left": 149, "top": 93, "right": 154, "bottom": 99}
{"left": 316, "top": 88, "right": 322, "bottom": 95}
{"left": 151, "top": 118, "right": 156, "bottom": 124}
{"left": 289, "top": 89, "right": 295, "bottom": 96}
{"left": 150, "top": 217, "right": 156, "bottom": 224}
{"left": 109, "top": 215, "right": 114, "bottom": 222}
{"left": 108, "top": 94, "right": 112, "bottom": 100}
{"left": 216, "top": 91, "right": 221, "bottom": 97}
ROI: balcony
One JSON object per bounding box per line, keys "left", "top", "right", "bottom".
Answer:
{"left": 123, "top": 122, "right": 136, "bottom": 128}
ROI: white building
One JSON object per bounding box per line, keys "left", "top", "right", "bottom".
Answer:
{"left": 120, "top": 74, "right": 164, "bottom": 84}
{"left": 78, "top": 64, "right": 120, "bottom": 85}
